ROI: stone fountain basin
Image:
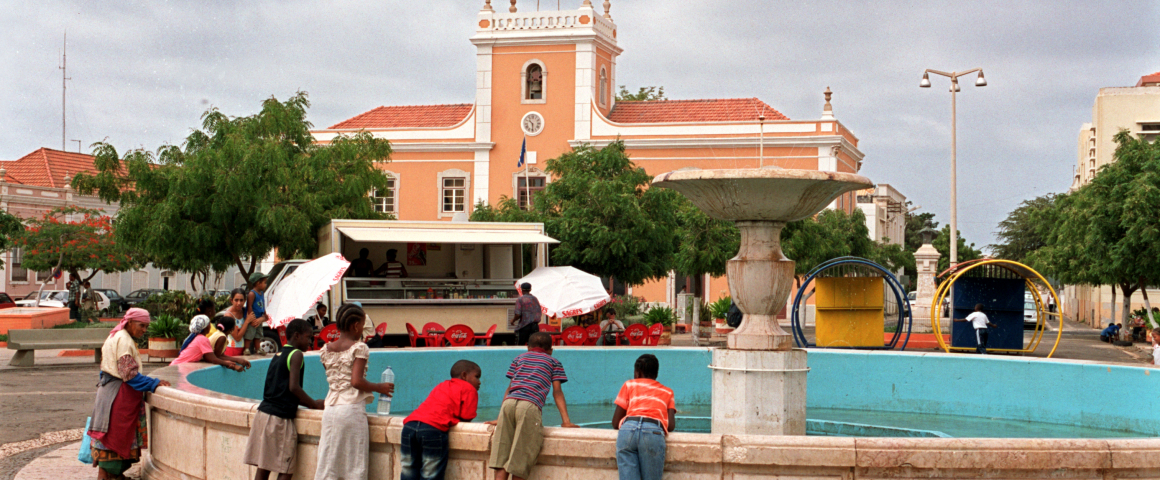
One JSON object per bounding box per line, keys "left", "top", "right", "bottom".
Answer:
{"left": 651, "top": 168, "right": 874, "bottom": 222}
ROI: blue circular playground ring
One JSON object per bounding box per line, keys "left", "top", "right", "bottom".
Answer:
{"left": 790, "top": 256, "right": 913, "bottom": 350}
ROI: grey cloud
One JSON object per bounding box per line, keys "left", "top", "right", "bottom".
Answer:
{"left": 2, "top": 0, "right": 1158, "bottom": 248}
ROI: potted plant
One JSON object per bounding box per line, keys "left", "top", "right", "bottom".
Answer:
{"left": 708, "top": 296, "right": 734, "bottom": 334}
{"left": 644, "top": 306, "right": 676, "bottom": 345}
{"left": 146, "top": 314, "right": 187, "bottom": 358}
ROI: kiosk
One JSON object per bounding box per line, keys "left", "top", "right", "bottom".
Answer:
{"left": 316, "top": 220, "right": 558, "bottom": 338}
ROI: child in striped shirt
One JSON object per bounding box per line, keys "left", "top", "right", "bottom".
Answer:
{"left": 611, "top": 354, "right": 676, "bottom": 480}
{"left": 487, "top": 332, "right": 577, "bottom": 480}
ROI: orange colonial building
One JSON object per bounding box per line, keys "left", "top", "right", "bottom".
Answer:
{"left": 311, "top": 0, "right": 866, "bottom": 306}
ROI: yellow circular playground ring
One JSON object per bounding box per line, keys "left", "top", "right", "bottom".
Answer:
{"left": 931, "top": 259, "right": 1063, "bottom": 357}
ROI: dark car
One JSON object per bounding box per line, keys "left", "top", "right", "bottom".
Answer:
{"left": 124, "top": 288, "right": 165, "bottom": 306}
{"left": 93, "top": 289, "right": 129, "bottom": 312}
{"left": 0, "top": 293, "right": 16, "bottom": 310}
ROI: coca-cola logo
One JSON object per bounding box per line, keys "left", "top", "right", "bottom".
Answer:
{"left": 629, "top": 330, "right": 643, "bottom": 338}
{"left": 325, "top": 329, "right": 341, "bottom": 342}
{"left": 566, "top": 330, "right": 584, "bottom": 342}
{"left": 451, "top": 331, "right": 468, "bottom": 341}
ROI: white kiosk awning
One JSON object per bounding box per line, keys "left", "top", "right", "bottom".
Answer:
{"left": 337, "top": 227, "right": 559, "bottom": 245}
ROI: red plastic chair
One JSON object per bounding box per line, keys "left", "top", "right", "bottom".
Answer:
{"left": 584, "top": 325, "right": 600, "bottom": 346}
{"left": 317, "top": 324, "right": 340, "bottom": 349}
{"left": 406, "top": 323, "right": 422, "bottom": 348}
{"left": 562, "top": 326, "right": 587, "bottom": 346}
{"left": 422, "top": 322, "right": 445, "bottom": 347}
{"left": 375, "top": 322, "right": 389, "bottom": 337}
{"left": 538, "top": 324, "right": 563, "bottom": 345}
{"left": 645, "top": 323, "right": 665, "bottom": 346}
{"left": 444, "top": 324, "right": 476, "bottom": 347}
{"left": 475, "top": 324, "right": 497, "bottom": 346}
{"left": 623, "top": 323, "right": 649, "bottom": 346}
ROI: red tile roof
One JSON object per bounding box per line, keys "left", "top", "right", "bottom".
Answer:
{"left": 327, "top": 104, "right": 474, "bottom": 130}
{"left": 1137, "top": 70, "right": 1160, "bottom": 87}
{"left": 0, "top": 148, "right": 98, "bottom": 188}
{"left": 608, "top": 98, "right": 789, "bottom": 124}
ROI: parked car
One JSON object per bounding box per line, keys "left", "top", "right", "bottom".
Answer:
{"left": 124, "top": 288, "right": 165, "bottom": 306}
{"left": 0, "top": 293, "right": 16, "bottom": 309}
{"left": 15, "top": 290, "right": 110, "bottom": 311}
{"left": 1024, "top": 300, "right": 1038, "bottom": 329}
{"left": 93, "top": 288, "right": 129, "bottom": 312}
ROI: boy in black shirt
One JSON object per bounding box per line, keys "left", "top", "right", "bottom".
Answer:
{"left": 243, "top": 319, "right": 324, "bottom": 480}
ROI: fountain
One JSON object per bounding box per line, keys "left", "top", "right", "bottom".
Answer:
{"left": 652, "top": 167, "right": 873, "bottom": 435}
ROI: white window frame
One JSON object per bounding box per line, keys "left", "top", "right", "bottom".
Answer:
{"left": 437, "top": 169, "right": 472, "bottom": 218}
{"left": 512, "top": 167, "right": 550, "bottom": 210}
{"left": 371, "top": 171, "right": 400, "bottom": 216}
{"left": 521, "top": 59, "right": 547, "bottom": 105}
{"left": 10, "top": 247, "right": 27, "bottom": 284}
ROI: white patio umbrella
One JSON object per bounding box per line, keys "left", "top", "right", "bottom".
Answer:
{"left": 517, "top": 266, "right": 611, "bottom": 318}
{"left": 266, "top": 252, "right": 350, "bottom": 328}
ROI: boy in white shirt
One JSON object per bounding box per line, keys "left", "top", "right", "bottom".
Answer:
{"left": 954, "top": 303, "right": 997, "bottom": 354}
{"left": 1151, "top": 328, "right": 1160, "bottom": 366}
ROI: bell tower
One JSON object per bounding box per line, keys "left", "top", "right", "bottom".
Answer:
{"left": 470, "top": 1, "right": 621, "bottom": 206}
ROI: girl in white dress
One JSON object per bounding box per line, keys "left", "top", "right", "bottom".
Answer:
{"left": 314, "top": 304, "right": 395, "bottom": 480}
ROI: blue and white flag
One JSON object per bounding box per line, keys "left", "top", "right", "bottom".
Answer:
{"left": 517, "top": 137, "right": 527, "bottom": 168}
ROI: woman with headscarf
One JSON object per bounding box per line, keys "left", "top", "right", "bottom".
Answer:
{"left": 169, "top": 314, "right": 250, "bottom": 370}
{"left": 179, "top": 298, "right": 227, "bottom": 356}
{"left": 88, "top": 308, "right": 170, "bottom": 480}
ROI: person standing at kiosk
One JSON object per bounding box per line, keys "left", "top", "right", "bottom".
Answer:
{"left": 374, "top": 249, "right": 408, "bottom": 278}
{"left": 512, "top": 283, "right": 542, "bottom": 345}
{"left": 955, "top": 304, "right": 997, "bottom": 354}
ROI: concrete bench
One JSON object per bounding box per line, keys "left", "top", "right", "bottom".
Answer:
{"left": 6, "top": 327, "right": 112, "bottom": 366}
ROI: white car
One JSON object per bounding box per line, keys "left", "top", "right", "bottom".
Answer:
{"left": 16, "top": 289, "right": 111, "bottom": 311}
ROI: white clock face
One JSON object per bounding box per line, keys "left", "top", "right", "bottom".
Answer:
{"left": 521, "top": 112, "right": 544, "bottom": 136}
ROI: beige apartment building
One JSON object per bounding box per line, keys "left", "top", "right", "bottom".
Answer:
{"left": 856, "top": 184, "right": 906, "bottom": 246}
{"left": 1063, "top": 71, "right": 1160, "bottom": 328}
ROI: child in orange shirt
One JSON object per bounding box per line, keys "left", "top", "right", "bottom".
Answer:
{"left": 611, "top": 354, "right": 676, "bottom": 480}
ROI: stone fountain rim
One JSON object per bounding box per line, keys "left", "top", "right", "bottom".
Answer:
{"left": 651, "top": 167, "right": 873, "bottom": 187}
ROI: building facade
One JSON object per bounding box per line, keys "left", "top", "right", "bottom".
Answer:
{"left": 856, "top": 184, "right": 906, "bottom": 246}
{"left": 310, "top": 0, "right": 869, "bottom": 306}
{"left": 1063, "top": 71, "right": 1160, "bottom": 327}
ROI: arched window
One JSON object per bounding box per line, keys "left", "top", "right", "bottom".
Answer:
{"left": 599, "top": 67, "right": 608, "bottom": 106}
{"left": 527, "top": 64, "right": 543, "bottom": 100}
{"left": 522, "top": 60, "right": 546, "bottom": 103}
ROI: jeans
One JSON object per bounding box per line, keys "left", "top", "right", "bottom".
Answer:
{"left": 975, "top": 328, "right": 989, "bottom": 354}
{"left": 616, "top": 418, "right": 666, "bottom": 480}
{"left": 401, "top": 421, "right": 449, "bottom": 480}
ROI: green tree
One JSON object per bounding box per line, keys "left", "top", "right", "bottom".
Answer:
{"left": 73, "top": 92, "right": 394, "bottom": 281}
{"left": 1038, "top": 131, "right": 1160, "bottom": 326}
{"left": 989, "top": 194, "right": 1057, "bottom": 268}
{"left": 617, "top": 86, "right": 666, "bottom": 102}
{"left": 932, "top": 225, "right": 983, "bottom": 273}
{"left": 781, "top": 208, "right": 911, "bottom": 284}
{"left": 13, "top": 206, "right": 138, "bottom": 283}
{"left": 473, "top": 141, "right": 680, "bottom": 286}
{"left": 672, "top": 196, "right": 739, "bottom": 278}
{"left": 0, "top": 210, "right": 23, "bottom": 268}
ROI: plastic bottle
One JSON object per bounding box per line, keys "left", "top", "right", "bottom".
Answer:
{"left": 377, "top": 366, "right": 394, "bottom": 415}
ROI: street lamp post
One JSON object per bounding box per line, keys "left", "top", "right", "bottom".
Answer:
{"left": 919, "top": 67, "right": 986, "bottom": 271}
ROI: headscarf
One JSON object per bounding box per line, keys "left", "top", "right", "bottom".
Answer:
{"left": 109, "top": 307, "right": 152, "bottom": 338}
{"left": 189, "top": 314, "right": 210, "bottom": 334}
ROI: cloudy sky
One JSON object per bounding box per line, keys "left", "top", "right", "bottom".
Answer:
{"left": 4, "top": 1, "right": 1158, "bottom": 249}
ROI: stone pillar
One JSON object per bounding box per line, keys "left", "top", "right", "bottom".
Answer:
{"left": 712, "top": 220, "right": 806, "bottom": 435}
{"left": 912, "top": 242, "right": 941, "bottom": 333}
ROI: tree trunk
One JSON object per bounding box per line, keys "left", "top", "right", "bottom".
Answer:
{"left": 1119, "top": 282, "right": 1138, "bottom": 328}
{"left": 1111, "top": 286, "right": 1116, "bottom": 327}
{"left": 1139, "top": 277, "right": 1157, "bottom": 329}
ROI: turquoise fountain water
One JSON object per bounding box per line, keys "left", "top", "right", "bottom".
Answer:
{"left": 187, "top": 347, "right": 1156, "bottom": 439}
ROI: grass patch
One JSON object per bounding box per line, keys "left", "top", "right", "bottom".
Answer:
{"left": 53, "top": 321, "right": 119, "bottom": 329}
{"left": 0, "top": 333, "right": 7, "bottom": 343}
{"left": 884, "top": 324, "right": 898, "bottom": 333}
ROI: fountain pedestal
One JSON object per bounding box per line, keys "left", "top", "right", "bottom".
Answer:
{"left": 653, "top": 168, "right": 873, "bottom": 436}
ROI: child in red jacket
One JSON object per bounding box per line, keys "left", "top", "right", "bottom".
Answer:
{"left": 400, "top": 360, "right": 482, "bottom": 480}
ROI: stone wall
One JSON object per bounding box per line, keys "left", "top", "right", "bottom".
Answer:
{"left": 142, "top": 384, "right": 1160, "bottom": 480}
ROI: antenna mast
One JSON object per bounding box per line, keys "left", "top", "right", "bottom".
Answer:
{"left": 59, "top": 32, "right": 70, "bottom": 151}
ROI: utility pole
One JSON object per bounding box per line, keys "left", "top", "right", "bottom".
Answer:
{"left": 59, "top": 32, "right": 71, "bottom": 151}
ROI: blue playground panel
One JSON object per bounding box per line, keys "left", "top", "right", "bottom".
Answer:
{"left": 950, "top": 277, "right": 1024, "bottom": 351}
